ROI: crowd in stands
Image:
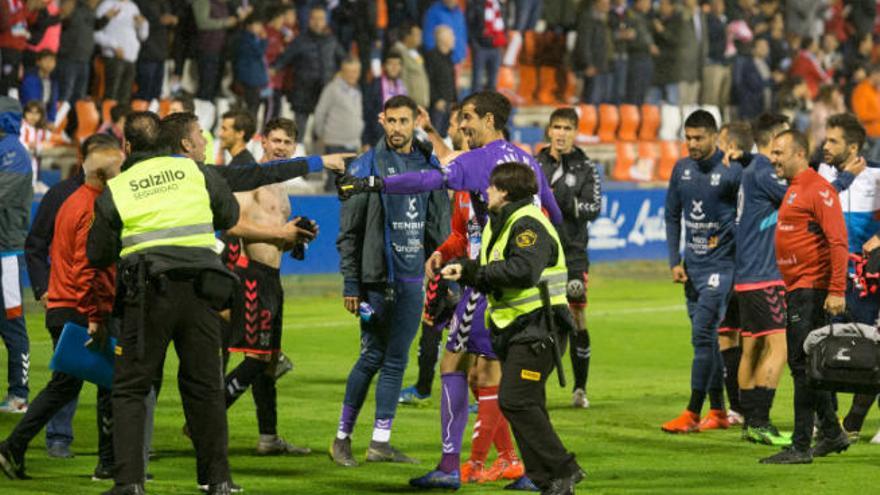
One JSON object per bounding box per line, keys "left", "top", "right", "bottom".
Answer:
{"left": 4, "top": 0, "right": 880, "bottom": 189}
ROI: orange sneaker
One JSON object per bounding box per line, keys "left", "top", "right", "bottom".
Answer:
{"left": 460, "top": 459, "right": 486, "bottom": 484}
{"left": 661, "top": 410, "right": 700, "bottom": 433}
{"left": 484, "top": 456, "right": 525, "bottom": 482}
{"left": 699, "top": 409, "right": 730, "bottom": 431}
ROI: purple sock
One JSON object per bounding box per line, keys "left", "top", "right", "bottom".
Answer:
{"left": 437, "top": 371, "right": 468, "bottom": 473}
{"left": 337, "top": 404, "right": 359, "bottom": 438}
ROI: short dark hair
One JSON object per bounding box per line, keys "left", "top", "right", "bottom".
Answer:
{"left": 826, "top": 112, "right": 866, "bottom": 151}
{"left": 725, "top": 121, "right": 754, "bottom": 152}
{"left": 398, "top": 20, "right": 420, "bottom": 39}
{"left": 263, "top": 117, "right": 297, "bottom": 142}
{"left": 171, "top": 92, "right": 195, "bottom": 113}
{"left": 549, "top": 107, "right": 579, "bottom": 127}
{"left": 683, "top": 109, "right": 718, "bottom": 133}
{"left": 776, "top": 129, "right": 810, "bottom": 155}
{"left": 384, "top": 94, "right": 418, "bottom": 116}
{"left": 81, "top": 132, "right": 121, "bottom": 159}
{"left": 159, "top": 112, "right": 200, "bottom": 155}
{"left": 490, "top": 162, "right": 538, "bottom": 203}
{"left": 222, "top": 110, "right": 256, "bottom": 142}
{"left": 383, "top": 50, "right": 403, "bottom": 64}
{"left": 110, "top": 103, "right": 130, "bottom": 124}
{"left": 462, "top": 91, "right": 511, "bottom": 131}
{"left": 124, "top": 111, "right": 163, "bottom": 153}
{"left": 752, "top": 113, "right": 789, "bottom": 147}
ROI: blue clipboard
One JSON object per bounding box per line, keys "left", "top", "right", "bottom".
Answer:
{"left": 49, "top": 322, "right": 116, "bottom": 390}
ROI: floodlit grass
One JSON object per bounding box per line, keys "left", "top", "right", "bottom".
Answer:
{"left": 1, "top": 262, "right": 877, "bottom": 494}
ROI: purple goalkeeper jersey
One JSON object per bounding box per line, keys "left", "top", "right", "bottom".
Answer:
{"left": 382, "top": 139, "right": 563, "bottom": 225}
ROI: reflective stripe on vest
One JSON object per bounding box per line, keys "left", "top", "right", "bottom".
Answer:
{"left": 479, "top": 204, "right": 567, "bottom": 329}
{"left": 108, "top": 156, "right": 217, "bottom": 258}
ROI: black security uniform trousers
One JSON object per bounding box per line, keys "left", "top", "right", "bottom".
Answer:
{"left": 499, "top": 341, "right": 579, "bottom": 489}
{"left": 785, "top": 288, "right": 844, "bottom": 451}
{"left": 5, "top": 310, "right": 113, "bottom": 465}
{"left": 113, "top": 275, "right": 229, "bottom": 485}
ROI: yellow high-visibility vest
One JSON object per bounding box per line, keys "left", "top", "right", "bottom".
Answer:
{"left": 480, "top": 204, "right": 567, "bottom": 329}
{"left": 108, "top": 156, "right": 216, "bottom": 258}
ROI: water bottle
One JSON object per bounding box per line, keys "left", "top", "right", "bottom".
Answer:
{"left": 358, "top": 302, "right": 374, "bottom": 323}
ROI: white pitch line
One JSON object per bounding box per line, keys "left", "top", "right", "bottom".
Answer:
{"left": 284, "top": 304, "right": 686, "bottom": 329}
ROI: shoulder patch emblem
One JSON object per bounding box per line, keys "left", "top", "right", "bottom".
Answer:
{"left": 515, "top": 229, "right": 537, "bottom": 248}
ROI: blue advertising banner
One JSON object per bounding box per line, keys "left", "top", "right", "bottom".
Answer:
{"left": 26, "top": 186, "right": 670, "bottom": 283}
{"left": 587, "top": 188, "right": 668, "bottom": 263}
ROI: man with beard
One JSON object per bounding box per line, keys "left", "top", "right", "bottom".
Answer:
{"left": 339, "top": 91, "right": 560, "bottom": 490}
{"left": 536, "top": 108, "right": 602, "bottom": 409}
{"left": 331, "top": 95, "right": 450, "bottom": 467}
{"left": 662, "top": 110, "right": 741, "bottom": 434}
{"left": 816, "top": 113, "right": 880, "bottom": 445}
{"left": 222, "top": 117, "right": 314, "bottom": 457}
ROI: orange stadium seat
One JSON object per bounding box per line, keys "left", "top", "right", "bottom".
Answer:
{"left": 74, "top": 100, "right": 99, "bottom": 142}
{"left": 102, "top": 99, "right": 117, "bottom": 124}
{"left": 613, "top": 142, "right": 637, "bottom": 181}
{"left": 618, "top": 104, "right": 640, "bottom": 141}
{"left": 577, "top": 104, "right": 598, "bottom": 137}
{"left": 159, "top": 98, "right": 171, "bottom": 117}
{"left": 130, "top": 99, "right": 149, "bottom": 112}
{"left": 657, "top": 141, "right": 681, "bottom": 180}
{"left": 639, "top": 104, "right": 661, "bottom": 141}
{"left": 634, "top": 141, "right": 659, "bottom": 180}
{"left": 597, "top": 104, "right": 620, "bottom": 143}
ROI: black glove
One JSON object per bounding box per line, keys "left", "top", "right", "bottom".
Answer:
{"left": 458, "top": 259, "right": 480, "bottom": 287}
{"left": 336, "top": 174, "right": 384, "bottom": 200}
{"left": 289, "top": 216, "right": 317, "bottom": 261}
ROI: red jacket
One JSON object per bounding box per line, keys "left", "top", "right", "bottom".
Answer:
{"left": 47, "top": 184, "right": 116, "bottom": 323}
{"left": 0, "top": 0, "right": 33, "bottom": 51}
{"left": 775, "top": 167, "right": 848, "bottom": 296}
{"left": 436, "top": 191, "right": 470, "bottom": 261}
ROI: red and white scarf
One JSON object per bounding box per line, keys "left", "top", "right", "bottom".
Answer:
{"left": 483, "top": 0, "right": 506, "bottom": 48}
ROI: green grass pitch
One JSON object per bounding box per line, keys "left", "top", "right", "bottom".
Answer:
{"left": 1, "top": 262, "right": 878, "bottom": 494}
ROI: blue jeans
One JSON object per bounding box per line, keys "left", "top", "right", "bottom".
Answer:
{"left": 135, "top": 60, "right": 165, "bottom": 101}
{"left": 647, "top": 83, "right": 680, "bottom": 106}
{"left": 611, "top": 57, "right": 628, "bottom": 104}
{"left": 343, "top": 280, "right": 423, "bottom": 421}
{"left": 471, "top": 45, "right": 501, "bottom": 94}
{"left": 0, "top": 254, "right": 29, "bottom": 399}
{"left": 56, "top": 59, "right": 90, "bottom": 103}
{"left": 514, "top": 0, "right": 543, "bottom": 31}
{"left": 584, "top": 73, "right": 613, "bottom": 105}
{"left": 626, "top": 54, "right": 654, "bottom": 105}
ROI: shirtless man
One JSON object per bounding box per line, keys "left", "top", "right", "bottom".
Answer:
{"left": 223, "top": 118, "right": 315, "bottom": 456}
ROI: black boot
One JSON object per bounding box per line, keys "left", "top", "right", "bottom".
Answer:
{"left": 101, "top": 484, "right": 145, "bottom": 495}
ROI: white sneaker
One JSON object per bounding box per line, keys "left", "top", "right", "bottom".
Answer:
{"left": 727, "top": 410, "right": 744, "bottom": 426}
{"left": 870, "top": 428, "right": 880, "bottom": 444}
{"left": 572, "top": 388, "right": 590, "bottom": 409}
{"left": 0, "top": 395, "right": 28, "bottom": 413}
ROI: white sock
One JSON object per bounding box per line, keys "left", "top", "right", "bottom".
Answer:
{"left": 336, "top": 430, "right": 349, "bottom": 440}
{"left": 371, "top": 427, "right": 391, "bottom": 443}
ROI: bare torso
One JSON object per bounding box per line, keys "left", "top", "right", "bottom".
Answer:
{"left": 235, "top": 184, "right": 291, "bottom": 268}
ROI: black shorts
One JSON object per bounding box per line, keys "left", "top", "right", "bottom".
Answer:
{"left": 735, "top": 283, "right": 787, "bottom": 338}
{"left": 718, "top": 293, "right": 740, "bottom": 334}
{"left": 228, "top": 258, "right": 283, "bottom": 355}
{"left": 566, "top": 269, "right": 589, "bottom": 308}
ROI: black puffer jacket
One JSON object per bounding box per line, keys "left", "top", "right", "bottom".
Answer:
{"left": 536, "top": 146, "right": 602, "bottom": 272}
{"left": 274, "top": 30, "right": 347, "bottom": 113}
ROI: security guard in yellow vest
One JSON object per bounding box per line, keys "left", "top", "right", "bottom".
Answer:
{"left": 442, "top": 162, "right": 585, "bottom": 495}
{"left": 87, "top": 112, "right": 240, "bottom": 495}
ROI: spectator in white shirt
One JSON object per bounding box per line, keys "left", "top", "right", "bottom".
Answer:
{"left": 94, "top": 0, "right": 149, "bottom": 105}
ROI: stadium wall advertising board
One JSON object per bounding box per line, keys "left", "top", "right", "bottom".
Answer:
{"left": 26, "top": 188, "right": 668, "bottom": 281}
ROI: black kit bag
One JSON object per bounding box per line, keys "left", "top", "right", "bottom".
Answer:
{"left": 804, "top": 320, "right": 880, "bottom": 395}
